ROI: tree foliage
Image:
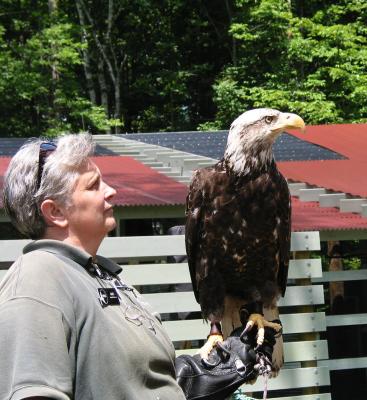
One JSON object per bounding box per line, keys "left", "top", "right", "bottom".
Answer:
{"left": 0, "top": 0, "right": 366, "bottom": 136}
{"left": 204, "top": 0, "right": 367, "bottom": 129}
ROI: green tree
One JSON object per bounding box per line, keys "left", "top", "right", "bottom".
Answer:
{"left": 0, "top": 0, "right": 113, "bottom": 137}
{"left": 203, "top": 0, "right": 367, "bottom": 129}
{"left": 4, "top": 0, "right": 364, "bottom": 136}
{"left": 0, "top": 0, "right": 233, "bottom": 136}
{"left": 75, "top": 0, "right": 233, "bottom": 132}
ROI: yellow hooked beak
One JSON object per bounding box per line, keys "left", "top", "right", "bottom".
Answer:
{"left": 271, "top": 112, "right": 305, "bottom": 135}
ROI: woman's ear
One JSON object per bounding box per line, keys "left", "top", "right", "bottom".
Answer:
{"left": 40, "top": 199, "right": 69, "bottom": 229}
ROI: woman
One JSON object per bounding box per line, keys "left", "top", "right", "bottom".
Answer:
{"left": 0, "top": 133, "right": 187, "bottom": 400}
{"left": 0, "top": 133, "right": 268, "bottom": 400}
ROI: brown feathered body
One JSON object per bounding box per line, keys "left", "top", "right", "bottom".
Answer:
{"left": 185, "top": 108, "right": 305, "bottom": 372}
{"left": 185, "top": 158, "right": 291, "bottom": 323}
{"left": 185, "top": 109, "right": 304, "bottom": 373}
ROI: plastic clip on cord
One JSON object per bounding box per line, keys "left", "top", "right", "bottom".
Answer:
{"left": 253, "top": 323, "right": 278, "bottom": 400}
{"left": 257, "top": 355, "right": 270, "bottom": 400}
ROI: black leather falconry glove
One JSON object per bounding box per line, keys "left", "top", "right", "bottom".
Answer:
{"left": 175, "top": 329, "right": 257, "bottom": 400}
{"left": 175, "top": 324, "right": 278, "bottom": 400}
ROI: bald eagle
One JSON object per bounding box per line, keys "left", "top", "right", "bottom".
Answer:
{"left": 185, "top": 108, "right": 305, "bottom": 373}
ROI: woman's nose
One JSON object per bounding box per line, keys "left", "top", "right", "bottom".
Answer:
{"left": 104, "top": 182, "right": 117, "bottom": 199}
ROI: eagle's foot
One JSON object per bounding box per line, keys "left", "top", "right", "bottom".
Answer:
{"left": 198, "top": 334, "right": 224, "bottom": 361}
{"left": 244, "top": 313, "right": 281, "bottom": 347}
{"left": 198, "top": 322, "right": 224, "bottom": 360}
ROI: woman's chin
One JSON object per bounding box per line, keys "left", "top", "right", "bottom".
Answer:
{"left": 106, "top": 217, "right": 117, "bottom": 233}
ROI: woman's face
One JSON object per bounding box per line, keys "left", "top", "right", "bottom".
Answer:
{"left": 64, "top": 160, "right": 117, "bottom": 244}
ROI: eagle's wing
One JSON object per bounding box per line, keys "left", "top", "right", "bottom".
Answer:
{"left": 185, "top": 168, "right": 206, "bottom": 303}
{"left": 185, "top": 166, "right": 224, "bottom": 303}
{"left": 276, "top": 175, "right": 292, "bottom": 296}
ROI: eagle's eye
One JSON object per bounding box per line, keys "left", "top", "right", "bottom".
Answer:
{"left": 264, "top": 116, "right": 274, "bottom": 124}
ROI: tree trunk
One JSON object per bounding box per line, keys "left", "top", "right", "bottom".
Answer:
{"left": 98, "top": 58, "right": 109, "bottom": 116}
{"left": 225, "top": 0, "right": 237, "bottom": 66}
{"left": 78, "top": 0, "right": 126, "bottom": 132}
{"left": 48, "top": 0, "right": 58, "bottom": 14}
{"left": 76, "top": 0, "right": 97, "bottom": 104}
{"left": 114, "top": 73, "right": 121, "bottom": 134}
{"left": 48, "top": 0, "right": 59, "bottom": 122}
{"left": 48, "top": 0, "right": 59, "bottom": 81}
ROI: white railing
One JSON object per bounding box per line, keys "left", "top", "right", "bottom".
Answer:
{"left": 0, "top": 232, "right": 333, "bottom": 399}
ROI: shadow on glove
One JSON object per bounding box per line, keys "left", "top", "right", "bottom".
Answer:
{"left": 175, "top": 323, "right": 279, "bottom": 400}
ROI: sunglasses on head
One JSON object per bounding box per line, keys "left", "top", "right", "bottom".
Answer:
{"left": 37, "top": 141, "right": 57, "bottom": 190}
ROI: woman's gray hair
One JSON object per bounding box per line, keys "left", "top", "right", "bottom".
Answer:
{"left": 3, "top": 133, "right": 95, "bottom": 239}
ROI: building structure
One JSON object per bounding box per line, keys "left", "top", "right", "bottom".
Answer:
{"left": 1, "top": 124, "right": 367, "bottom": 398}
{"left": 1, "top": 124, "right": 367, "bottom": 238}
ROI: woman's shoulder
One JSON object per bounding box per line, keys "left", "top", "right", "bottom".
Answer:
{"left": 1, "top": 249, "right": 76, "bottom": 306}
{"left": 21, "top": 248, "right": 76, "bottom": 278}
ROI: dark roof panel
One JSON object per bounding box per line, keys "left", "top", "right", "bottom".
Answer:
{"left": 0, "top": 138, "right": 117, "bottom": 157}
{"left": 120, "top": 131, "right": 346, "bottom": 161}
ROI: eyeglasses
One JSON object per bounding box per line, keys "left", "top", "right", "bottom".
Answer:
{"left": 37, "top": 141, "right": 57, "bottom": 190}
{"left": 123, "top": 304, "right": 157, "bottom": 334}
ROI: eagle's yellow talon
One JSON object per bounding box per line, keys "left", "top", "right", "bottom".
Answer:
{"left": 245, "top": 320, "right": 254, "bottom": 332}
{"left": 247, "top": 313, "right": 280, "bottom": 346}
{"left": 265, "top": 321, "right": 282, "bottom": 331}
{"left": 198, "top": 334, "right": 224, "bottom": 360}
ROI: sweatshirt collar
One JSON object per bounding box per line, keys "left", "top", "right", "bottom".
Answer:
{"left": 23, "top": 239, "right": 122, "bottom": 275}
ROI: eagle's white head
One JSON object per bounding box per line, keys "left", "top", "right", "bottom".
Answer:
{"left": 225, "top": 108, "right": 305, "bottom": 175}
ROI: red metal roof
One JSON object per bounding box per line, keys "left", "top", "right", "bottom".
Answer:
{"left": 281, "top": 124, "right": 367, "bottom": 197}
{"left": 291, "top": 196, "right": 367, "bottom": 232}
{"left": 1, "top": 126, "right": 367, "bottom": 233}
{"left": 0, "top": 156, "right": 187, "bottom": 208}
{"left": 93, "top": 156, "right": 187, "bottom": 207}
{"left": 289, "top": 123, "right": 367, "bottom": 161}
